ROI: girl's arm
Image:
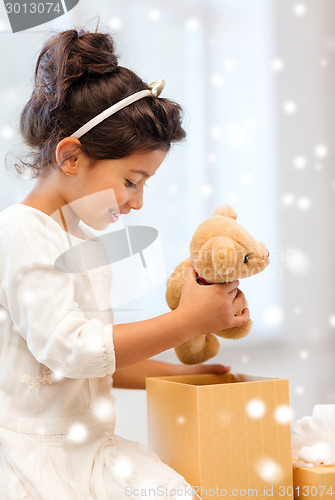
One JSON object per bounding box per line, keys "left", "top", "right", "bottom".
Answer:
{"left": 112, "top": 359, "right": 232, "bottom": 390}
{"left": 112, "top": 359, "right": 179, "bottom": 389}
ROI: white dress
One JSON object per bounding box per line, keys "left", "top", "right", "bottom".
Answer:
{"left": 0, "top": 204, "right": 197, "bottom": 500}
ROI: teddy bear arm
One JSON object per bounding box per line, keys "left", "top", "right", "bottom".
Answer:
{"left": 175, "top": 333, "right": 220, "bottom": 364}
{"left": 165, "top": 257, "right": 192, "bottom": 310}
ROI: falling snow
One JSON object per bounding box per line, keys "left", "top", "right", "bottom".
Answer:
{"left": 67, "top": 423, "right": 88, "bottom": 443}
{"left": 275, "top": 405, "right": 293, "bottom": 424}
{"left": 223, "top": 59, "right": 236, "bottom": 71}
{"left": 272, "top": 58, "right": 284, "bottom": 72}
{"left": 256, "top": 458, "right": 282, "bottom": 482}
{"left": 329, "top": 315, "right": 335, "bottom": 328}
{"left": 201, "top": 184, "right": 213, "bottom": 197}
{"left": 92, "top": 398, "right": 115, "bottom": 423}
{"left": 282, "top": 193, "right": 295, "bottom": 206}
{"left": 207, "top": 153, "right": 217, "bottom": 164}
{"left": 148, "top": 9, "right": 161, "bottom": 22}
{"left": 108, "top": 17, "right": 122, "bottom": 30}
{"left": 185, "top": 18, "right": 199, "bottom": 31}
{"left": 246, "top": 399, "right": 266, "bottom": 419}
{"left": 299, "top": 350, "right": 309, "bottom": 360}
{"left": 293, "top": 156, "right": 307, "bottom": 169}
{"left": 283, "top": 100, "right": 297, "bottom": 114}
{"left": 297, "top": 197, "right": 311, "bottom": 210}
{"left": 0, "top": 308, "right": 8, "bottom": 323}
{"left": 295, "top": 386, "right": 305, "bottom": 396}
{"left": 263, "top": 306, "right": 284, "bottom": 326}
{"left": 286, "top": 248, "right": 310, "bottom": 275}
{"left": 314, "top": 144, "right": 328, "bottom": 158}
{"left": 113, "top": 456, "right": 135, "bottom": 479}
{"left": 211, "top": 74, "right": 224, "bottom": 87}
{"left": 1, "top": 125, "right": 14, "bottom": 140}
{"left": 294, "top": 3, "right": 307, "bottom": 16}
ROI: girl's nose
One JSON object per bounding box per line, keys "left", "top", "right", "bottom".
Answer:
{"left": 129, "top": 193, "right": 143, "bottom": 210}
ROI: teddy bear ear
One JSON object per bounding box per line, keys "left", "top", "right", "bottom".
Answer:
{"left": 213, "top": 205, "right": 237, "bottom": 220}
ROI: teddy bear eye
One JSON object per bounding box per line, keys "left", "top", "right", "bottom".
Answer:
{"left": 244, "top": 255, "right": 249, "bottom": 263}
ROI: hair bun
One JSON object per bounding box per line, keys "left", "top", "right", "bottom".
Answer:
{"left": 34, "top": 29, "right": 119, "bottom": 110}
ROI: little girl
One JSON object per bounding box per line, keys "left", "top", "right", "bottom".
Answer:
{"left": 0, "top": 28, "right": 249, "bottom": 499}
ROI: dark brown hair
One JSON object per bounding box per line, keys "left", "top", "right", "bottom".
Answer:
{"left": 16, "top": 27, "right": 186, "bottom": 177}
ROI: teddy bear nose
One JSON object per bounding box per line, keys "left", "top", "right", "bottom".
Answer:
{"left": 267, "top": 250, "right": 270, "bottom": 257}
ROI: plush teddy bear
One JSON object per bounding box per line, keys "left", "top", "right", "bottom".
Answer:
{"left": 165, "top": 205, "right": 270, "bottom": 364}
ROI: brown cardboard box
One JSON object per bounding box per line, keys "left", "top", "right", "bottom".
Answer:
{"left": 293, "top": 460, "right": 335, "bottom": 499}
{"left": 146, "top": 373, "right": 293, "bottom": 500}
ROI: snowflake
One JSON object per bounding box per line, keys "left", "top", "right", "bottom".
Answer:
{"left": 263, "top": 306, "right": 283, "bottom": 326}
{"left": 0, "top": 308, "right": 8, "bottom": 324}
{"left": 67, "top": 423, "right": 88, "bottom": 443}
{"left": 1, "top": 125, "right": 14, "bottom": 140}
{"left": 256, "top": 458, "right": 282, "bottom": 482}
{"left": 168, "top": 184, "right": 179, "bottom": 195}
{"left": 272, "top": 58, "right": 284, "bottom": 72}
{"left": 282, "top": 193, "right": 295, "bottom": 206}
{"left": 293, "top": 156, "right": 307, "bottom": 169}
{"left": 275, "top": 405, "right": 293, "bottom": 424}
{"left": 210, "top": 126, "right": 223, "bottom": 140}
{"left": 283, "top": 100, "right": 297, "bottom": 114}
{"left": 113, "top": 456, "right": 135, "bottom": 479}
{"left": 223, "top": 59, "right": 236, "bottom": 71}
{"left": 299, "top": 350, "right": 309, "bottom": 360}
{"left": 246, "top": 399, "right": 266, "bottom": 419}
{"left": 329, "top": 315, "right": 335, "bottom": 328}
{"left": 108, "top": 17, "right": 122, "bottom": 30}
{"left": 286, "top": 248, "right": 310, "bottom": 275}
{"left": 185, "top": 18, "right": 199, "bottom": 31}
{"left": 148, "top": 9, "right": 161, "bottom": 21}
{"left": 293, "top": 3, "right": 307, "bottom": 16}
{"left": 201, "top": 184, "right": 213, "bottom": 197}
{"left": 297, "top": 197, "right": 311, "bottom": 210}
{"left": 92, "top": 398, "right": 115, "bottom": 422}
{"left": 207, "top": 153, "right": 217, "bottom": 164}
{"left": 211, "top": 74, "right": 224, "bottom": 87}
{"left": 314, "top": 144, "right": 328, "bottom": 159}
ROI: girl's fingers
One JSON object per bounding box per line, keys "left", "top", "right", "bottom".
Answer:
{"left": 224, "top": 280, "right": 239, "bottom": 293}
{"left": 233, "top": 307, "right": 250, "bottom": 326}
{"left": 232, "top": 289, "right": 246, "bottom": 310}
{"left": 184, "top": 265, "right": 195, "bottom": 279}
{"left": 192, "top": 363, "right": 231, "bottom": 374}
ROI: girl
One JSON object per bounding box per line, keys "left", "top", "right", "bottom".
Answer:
{"left": 0, "top": 28, "right": 249, "bottom": 499}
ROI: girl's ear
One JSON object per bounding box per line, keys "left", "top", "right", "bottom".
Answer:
{"left": 56, "top": 137, "right": 82, "bottom": 176}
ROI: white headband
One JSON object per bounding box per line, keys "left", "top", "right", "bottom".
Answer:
{"left": 70, "top": 78, "right": 165, "bottom": 139}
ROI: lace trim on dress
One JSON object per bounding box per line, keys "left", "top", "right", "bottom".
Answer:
{"left": 20, "top": 369, "right": 54, "bottom": 396}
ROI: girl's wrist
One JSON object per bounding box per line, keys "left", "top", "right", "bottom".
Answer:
{"left": 170, "top": 306, "right": 202, "bottom": 342}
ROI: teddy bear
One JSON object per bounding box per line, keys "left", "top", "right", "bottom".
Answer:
{"left": 165, "top": 205, "right": 270, "bottom": 364}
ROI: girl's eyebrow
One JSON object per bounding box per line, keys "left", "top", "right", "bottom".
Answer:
{"left": 128, "top": 169, "right": 154, "bottom": 178}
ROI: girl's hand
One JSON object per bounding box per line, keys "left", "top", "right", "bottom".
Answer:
{"left": 176, "top": 266, "right": 250, "bottom": 336}
{"left": 175, "top": 363, "right": 231, "bottom": 376}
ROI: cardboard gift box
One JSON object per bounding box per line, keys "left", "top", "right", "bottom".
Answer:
{"left": 146, "top": 373, "right": 293, "bottom": 500}
{"left": 293, "top": 461, "right": 335, "bottom": 499}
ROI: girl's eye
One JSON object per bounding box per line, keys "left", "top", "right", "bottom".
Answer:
{"left": 125, "top": 180, "right": 137, "bottom": 189}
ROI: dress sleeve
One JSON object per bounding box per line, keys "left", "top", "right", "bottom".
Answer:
{"left": 0, "top": 212, "right": 116, "bottom": 379}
